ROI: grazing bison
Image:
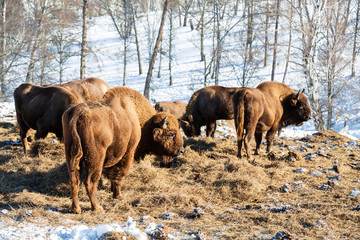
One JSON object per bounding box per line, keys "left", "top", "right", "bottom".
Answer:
{"left": 62, "top": 101, "right": 140, "bottom": 213}
{"left": 62, "top": 87, "right": 184, "bottom": 213}
{"left": 61, "top": 77, "right": 110, "bottom": 101}
{"left": 14, "top": 78, "right": 110, "bottom": 154}
{"left": 180, "top": 85, "right": 242, "bottom": 137}
{"left": 154, "top": 101, "right": 187, "bottom": 119}
{"left": 101, "top": 87, "right": 184, "bottom": 164}
{"left": 14, "top": 84, "right": 80, "bottom": 154}
{"left": 232, "top": 81, "right": 312, "bottom": 159}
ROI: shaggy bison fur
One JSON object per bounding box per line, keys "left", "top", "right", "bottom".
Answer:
{"left": 232, "top": 81, "right": 312, "bottom": 159}
{"left": 101, "top": 87, "right": 184, "bottom": 165}
{"left": 62, "top": 101, "right": 140, "bottom": 213}
{"left": 154, "top": 101, "right": 187, "bottom": 119}
{"left": 180, "top": 85, "right": 242, "bottom": 137}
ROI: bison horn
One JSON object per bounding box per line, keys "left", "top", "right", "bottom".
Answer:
{"left": 161, "top": 116, "right": 168, "bottom": 129}
{"left": 296, "top": 90, "right": 301, "bottom": 100}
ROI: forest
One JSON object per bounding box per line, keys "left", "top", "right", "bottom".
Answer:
{"left": 1, "top": 0, "right": 360, "bottom": 132}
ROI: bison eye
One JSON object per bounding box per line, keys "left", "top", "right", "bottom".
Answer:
{"left": 166, "top": 132, "right": 176, "bottom": 140}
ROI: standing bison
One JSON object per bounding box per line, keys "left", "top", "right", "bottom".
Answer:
{"left": 62, "top": 87, "right": 184, "bottom": 213}
{"left": 180, "top": 85, "right": 242, "bottom": 137}
{"left": 13, "top": 77, "right": 110, "bottom": 154}
{"left": 62, "top": 101, "right": 140, "bottom": 213}
{"left": 232, "top": 81, "right": 312, "bottom": 159}
{"left": 154, "top": 101, "right": 187, "bottom": 119}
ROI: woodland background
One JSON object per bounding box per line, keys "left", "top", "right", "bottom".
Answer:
{"left": 1, "top": 0, "right": 360, "bottom": 132}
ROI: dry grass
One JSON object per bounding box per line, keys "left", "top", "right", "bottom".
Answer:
{"left": 0, "top": 121, "right": 359, "bottom": 239}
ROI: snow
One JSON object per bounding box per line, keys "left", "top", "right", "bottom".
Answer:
{"left": 1, "top": 10, "right": 360, "bottom": 240}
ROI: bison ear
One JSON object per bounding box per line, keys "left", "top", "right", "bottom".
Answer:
{"left": 188, "top": 115, "right": 194, "bottom": 123}
{"left": 160, "top": 116, "right": 168, "bottom": 129}
{"left": 279, "top": 94, "right": 286, "bottom": 102}
{"left": 153, "top": 128, "right": 164, "bottom": 142}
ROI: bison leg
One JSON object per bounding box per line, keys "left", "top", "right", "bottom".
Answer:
{"left": 84, "top": 151, "right": 106, "bottom": 212}
{"left": 254, "top": 132, "right": 262, "bottom": 155}
{"left": 265, "top": 127, "right": 277, "bottom": 153}
{"left": 68, "top": 168, "right": 82, "bottom": 214}
{"left": 206, "top": 121, "right": 217, "bottom": 138}
{"left": 20, "top": 127, "right": 29, "bottom": 154}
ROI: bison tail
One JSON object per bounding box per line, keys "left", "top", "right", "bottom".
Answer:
{"left": 63, "top": 108, "right": 83, "bottom": 171}
{"left": 234, "top": 92, "right": 246, "bottom": 146}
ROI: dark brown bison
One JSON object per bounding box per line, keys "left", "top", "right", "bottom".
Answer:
{"left": 101, "top": 87, "right": 184, "bottom": 164}
{"left": 14, "top": 84, "right": 80, "bottom": 154}
{"left": 14, "top": 78, "right": 110, "bottom": 154}
{"left": 180, "top": 85, "right": 242, "bottom": 137}
{"left": 62, "top": 101, "right": 140, "bottom": 213}
{"left": 232, "top": 81, "right": 312, "bottom": 159}
{"left": 154, "top": 101, "right": 187, "bottom": 119}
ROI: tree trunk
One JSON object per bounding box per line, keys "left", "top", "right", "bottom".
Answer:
{"left": 351, "top": 1, "right": 360, "bottom": 77}
{"left": 144, "top": 0, "right": 170, "bottom": 99}
{"left": 283, "top": 0, "right": 294, "bottom": 83}
{"left": 123, "top": 36, "right": 127, "bottom": 86}
{"left": 169, "top": 8, "right": 173, "bottom": 86}
{"left": 132, "top": 6, "right": 142, "bottom": 75}
{"left": 80, "top": 0, "right": 88, "bottom": 80}
{"left": 271, "top": 0, "right": 280, "bottom": 81}
{"left": 246, "top": 0, "right": 253, "bottom": 62}
{"left": 0, "top": 0, "right": 6, "bottom": 95}
{"left": 157, "top": 40, "right": 162, "bottom": 78}
{"left": 264, "top": 0, "right": 269, "bottom": 67}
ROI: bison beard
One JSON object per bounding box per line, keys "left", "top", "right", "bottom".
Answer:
{"left": 232, "top": 81, "right": 311, "bottom": 160}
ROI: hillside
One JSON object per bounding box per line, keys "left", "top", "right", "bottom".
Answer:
{"left": 0, "top": 120, "right": 359, "bottom": 239}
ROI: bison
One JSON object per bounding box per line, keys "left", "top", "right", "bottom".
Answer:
{"left": 232, "top": 81, "right": 312, "bottom": 159}
{"left": 62, "top": 86, "right": 184, "bottom": 213}
{"left": 62, "top": 101, "right": 140, "bottom": 213}
{"left": 101, "top": 87, "right": 184, "bottom": 164}
{"left": 180, "top": 85, "right": 242, "bottom": 138}
{"left": 154, "top": 101, "right": 187, "bottom": 119}
{"left": 61, "top": 77, "right": 110, "bottom": 101}
{"left": 14, "top": 78, "right": 110, "bottom": 154}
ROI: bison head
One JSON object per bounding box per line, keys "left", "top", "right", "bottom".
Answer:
{"left": 282, "top": 89, "right": 312, "bottom": 126}
{"left": 180, "top": 115, "right": 200, "bottom": 137}
{"left": 152, "top": 113, "right": 184, "bottom": 164}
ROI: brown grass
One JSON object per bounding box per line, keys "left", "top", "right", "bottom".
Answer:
{"left": 0, "top": 121, "right": 359, "bottom": 239}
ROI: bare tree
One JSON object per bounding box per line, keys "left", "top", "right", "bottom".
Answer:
{"left": 264, "top": 0, "right": 269, "bottom": 67}
{"left": 144, "top": 0, "right": 170, "bottom": 99}
{"left": 25, "top": 0, "right": 48, "bottom": 83}
{"left": 131, "top": 3, "right": 142, "bottom": 75}
{"left": 283, "top": 0, "right": 294, "bottom": 83}
{"left": 298, "top": 0, "right": 328, "bottom": 130}
{"left": 351, "top": 0, "right": 360, "bottom": 77}
{"left": 168, "top": 7, "right": 174, "bottom": 85}
{"left": 271, "top": 0, "right": 280, "bottom": 81}
{"left": 80, "top": 0, "right": 88, "bottom": 80}
{"left": 0, "top": 0, "right": 6, "bottom": 96}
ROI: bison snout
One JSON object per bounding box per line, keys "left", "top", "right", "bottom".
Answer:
{"left": 176, "top": 146, "right": 185, "bottom": 156}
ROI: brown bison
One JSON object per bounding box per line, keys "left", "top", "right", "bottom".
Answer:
{"left": 62, "top": 86, "right": 184, "bottom": 213}
{"left": 180, "top": 85, "right": 242, "bottom": 137}
{"left": 61, "top": 77, "right": 110, "bottom": 101}
{"left": 101, "top": 87, "right": 184, "bottom": 164}
{"left": 154, "top": 101, "right": 187, "bottom": 119}
{"left": 14, "top": 78, "right": 110, "bottom": 154}
{"left": 62, "top": 101, "right": 140, "bottom": 213}
{"left": 232, "top": 81, "right": 312, "bottom": 159}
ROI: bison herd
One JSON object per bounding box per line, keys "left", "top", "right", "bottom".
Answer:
{"left": 13, "top": 79, "right": 311, "bottom": 213}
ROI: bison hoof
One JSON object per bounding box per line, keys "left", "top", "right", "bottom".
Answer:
{"left": 71, "top": 207, "right": 82, "bottom": 214}
{"left": 113, "top": 193, "right": 123, "bottom": 199}
{"left": 92, "top": 206, "right": 104, "bottom": 212}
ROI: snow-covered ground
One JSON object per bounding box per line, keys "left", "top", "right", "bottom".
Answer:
{"left": 1, "top": 12, "right": 360, "bottom": 240}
